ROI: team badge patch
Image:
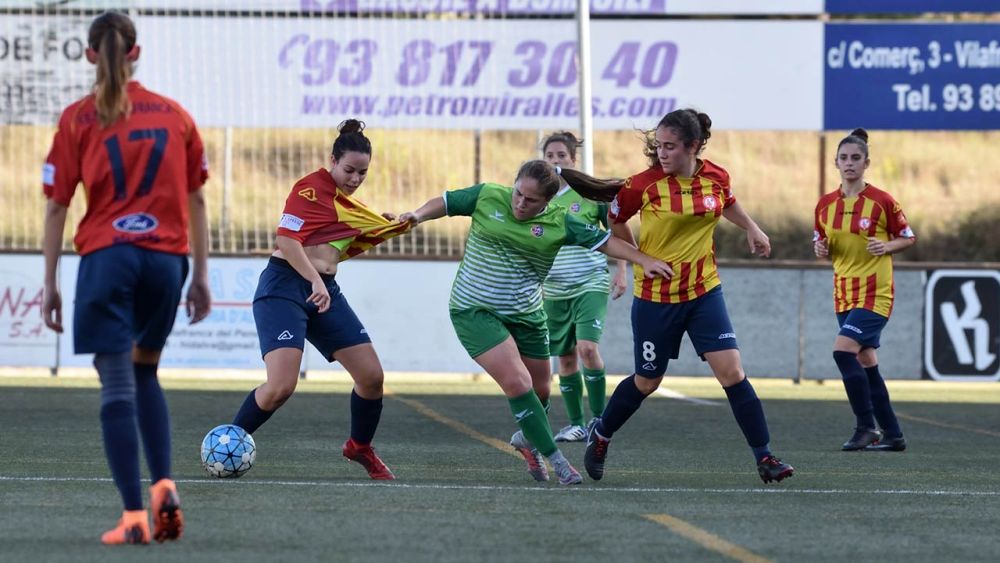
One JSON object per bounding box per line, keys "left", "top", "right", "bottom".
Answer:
{"left": 570, "top": 202, "right": 581, "bottom": 212}
{"left": 703, "top": 195, "right": 717, "bottom": 210}
{"left": 298, "top": 187, "right": 317, "bottom": 201}
{"left": 531, "top": 224, "right": 544, "bottom": 237}
{"left": 859, "top": 217, "right": 871, "bottom": 229}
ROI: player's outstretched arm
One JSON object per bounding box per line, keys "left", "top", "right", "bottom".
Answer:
{"left": 399, "top": 196, "right": 447, "bottom": 226}
{"left": 598, "top": 237, "right": 673, "bottom": 280}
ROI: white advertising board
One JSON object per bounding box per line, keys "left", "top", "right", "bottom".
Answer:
{"left": 3, "top": 15, "right": 823, "bottom": 130}
{"left": 0, "top": 254, "right": 58, "bottom": 367}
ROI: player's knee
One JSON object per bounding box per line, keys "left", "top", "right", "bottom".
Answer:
{"left": 557, "top": 354, "right": 578, "bottom": 373}
{"left": 577, "top": 342, "right": 601, "bottom": 366}
{"left": 632, "top": 373, "right": 662, "bottom": 395}
{"left": 260, "top": 380, "right": 298, "bottom": 408}
{"left": 353, "top": 366, "right": 385, "bottom": 395}
{"left": 714, "top": 367, "right": 745, "bottom": 387}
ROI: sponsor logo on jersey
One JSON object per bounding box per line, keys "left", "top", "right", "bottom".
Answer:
{"left": 42, "top": 163, "right": 55, "bottom": 185}
{"left": 718, "top": 332, "right": 736, "bottom": 340}
{"left": 490, "top": 210, "right": 505, "bottom": 222}
{"left": 279, "top": 213, "right": 305, "bottom": 231}
{"left": 112, "top": 213, "right": 158, "bottom": 234}
{"left": 859, "top": 217, "right": 871, "bottom": 229}
{"left": 298, "top": 187, "right": 318, "bottom": 201}
{"left": 570, "top": 202, "right": 581, "bottom": 213}
{"left": 842, "top": 324, "right": 863, "bottom": 334}
{"left": 277, "top": 330, "right": 294, "bottom": 340}
{"left": 531, "top": 224, "right": 544, "bottom": 237}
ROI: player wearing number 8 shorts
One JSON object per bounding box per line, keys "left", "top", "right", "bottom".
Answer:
{"left": 559, "top": 109, "right": 794, "bottom": 484}
{"left": 41, "top": 11, "right": 211, "bottom": 544}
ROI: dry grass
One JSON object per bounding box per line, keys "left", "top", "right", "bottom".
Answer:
{"left": 3, "top": 126, "right": 998, "bottom": 258}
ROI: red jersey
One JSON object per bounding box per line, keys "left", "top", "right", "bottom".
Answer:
{"left": 610, "top": 159, "right": 735, "bottom": 303}
{"left": 814, "top": 183, "right": 915, "bottom": 317}
{"left": 275, "top": 169, "right": 411, "bottom": 260}
{"left": 43, "top": 81, "right": 208, "bottom": 256}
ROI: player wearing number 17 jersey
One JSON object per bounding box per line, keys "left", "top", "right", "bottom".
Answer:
{"left": 41, "top": 11, "right": 210, "bottom": 545}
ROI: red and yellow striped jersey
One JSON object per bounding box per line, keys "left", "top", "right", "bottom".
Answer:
{"left": 609, "top": 159, "right": 735, "bottom": 303}
{"left": 814, "top": 183, "right": 915, "bottom": 317}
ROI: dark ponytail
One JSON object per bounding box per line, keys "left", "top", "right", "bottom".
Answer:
{"left": 838, "top": 127, "right": 870, "bottom": 158}
{"left": 644, "top": 108, "right": 712, "bottom": 168}
{"left": 88, "top": 11, "right": 136, "bottom": 127}
{"left": 559, "top": 168, "right": 625, "bottom": 203}
{"left": 332, "top": 118, "right": 372, "bottom": 159}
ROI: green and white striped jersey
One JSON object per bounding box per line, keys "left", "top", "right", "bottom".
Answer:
{"left": 445, "top": 183, "right": 611, "bottom": 315}
{"left": 542, "top": 186, "right": 612, "bottom": 300}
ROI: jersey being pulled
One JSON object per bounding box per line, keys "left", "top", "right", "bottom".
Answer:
{"left": 814, "top": 183, "right": 915, "bottom": 317}
{"left": 275, "top": 169, "right": 411, "bottom": 261}
{"left": 43, "top": 81, "right": 207, "bottom": 256}
{"left": 446, "top": 183, "right": 611, "bottom": 315}
{"left": 609, "top": 160, "right": 735, "bottom": 303}
{"left": 542, "top": 186, "right": 611, "bottom": 300}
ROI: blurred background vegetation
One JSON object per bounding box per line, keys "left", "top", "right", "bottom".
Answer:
{"left": 3, "top": 126, "right": 998, "bottom": 262}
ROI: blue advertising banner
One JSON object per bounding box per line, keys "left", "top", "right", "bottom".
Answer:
{"left": 824, "top": 24, "right": 1000, "bottom": 130}
{"left": 827, "top": 1, "right": 1000, "bottom": 14}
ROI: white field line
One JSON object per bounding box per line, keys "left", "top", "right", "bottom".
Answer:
{"left": 654, "top": 386, "right": 724, "bottom": 406}
{"left": 2, "top": 476, "right": 997, "bottom": 497}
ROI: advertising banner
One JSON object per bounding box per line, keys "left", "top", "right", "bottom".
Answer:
{"left": 826, "top": 1, "right": 1000, "bottom": 14}
{"left": 0, "top": 255, "right": 57, "bottom": 368}
{"left": 924, "top": 270, "right": 1000, "bottom": 381}
{"left": 825, "top": 24, "right": 1000, "bottom": 130}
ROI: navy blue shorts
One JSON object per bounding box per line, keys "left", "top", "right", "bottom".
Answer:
{"left": 631, "top": 286, "right": 738, "bottom": 378}
{"left": 253, "top": 257, "right": 371, "bottom": 362}
{"left": 836, "top": 308, "right": 888, "bottom": 349}
{"left": 74, "top": 245, "right": 188, "bottom": 355}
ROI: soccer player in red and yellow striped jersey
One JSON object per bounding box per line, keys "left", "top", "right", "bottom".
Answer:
{"left": 561, "top": 109, "right": 793, "bottom": 484}
{"left": 814, "top": 128, "right": 915, "bottom": 453}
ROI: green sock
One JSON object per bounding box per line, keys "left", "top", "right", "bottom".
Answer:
{"left": 583, "top": 367, "right": 607, "bottom": 418}
{"left": 558, "top": 372, "right": 585, "bottom": 426}
{"left": 508, "top": 391, "right": 557, "bottom": 456}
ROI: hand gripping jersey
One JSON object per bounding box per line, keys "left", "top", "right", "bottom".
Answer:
{"left": 814, "top": 183, "right": 915, "bottom": 317}
{"left": 275, "top": 168, "right": 411, "bottom": 259}
{"left": 609, "top": 159, "right": 735, "bottom": 304}
{"left": 43, "top": 81, "right": 208, "bottom": 256}
{"left": 445, "top": 183, "right": 611, "bottom": 315}
{"left": 542, "top": 186, "right": 612, "bottom": 300}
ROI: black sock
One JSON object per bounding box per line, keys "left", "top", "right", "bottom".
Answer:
{"left": 865, "top": 365, "right": 902, "bottom": 438}
{"left": 232, "top": 388, "right": 274, "bottom": 435}
{"left": 723, "top": 378, "right": 772, "bottom": 461}
{"left": 350, "top": 390, "right": 383, "bottom": 445}
{"left": 101, "top": 400, "right": 143, "bottom": 510}
{"left": 598, "top": 375, "right": 648, "bottom": 438}
{"left": 833, "top": 351, "right": 876, "bottom": 429}
{"left": 134, "top": 363, "right": 171, "bottom": 483}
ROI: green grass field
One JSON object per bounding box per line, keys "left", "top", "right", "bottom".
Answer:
{"left": 1, "top": 373, "right": 998, "bottom": 563}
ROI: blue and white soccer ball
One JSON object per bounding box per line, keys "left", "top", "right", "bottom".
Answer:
{"left": 201, "top": 424, "right": 256, "bottom": 478}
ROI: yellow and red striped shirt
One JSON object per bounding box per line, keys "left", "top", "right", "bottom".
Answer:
{"left": 609, "top": 159, "right": 735, "bottom": 303}
{"left": 814, "top": 183, "right": 915, "bottom": 317}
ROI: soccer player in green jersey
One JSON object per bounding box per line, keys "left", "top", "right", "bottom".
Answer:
{"left": 399, "top": 160, "right": 672, "bottom": 485}
{"left": 540, "top": 132, "right": 628, "bottom": 442}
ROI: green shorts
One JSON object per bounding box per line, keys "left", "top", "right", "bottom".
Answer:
{"left": 449, "top": 308, "right": 550, "bottom": 360}
{"left": 543, "top": 291, "right": 608, "bottom": 357}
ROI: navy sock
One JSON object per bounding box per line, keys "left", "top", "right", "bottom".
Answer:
{"left": 833, "top": 351, "right": 876, "bottom": 429}
{"left": 134, "top": 363, "right": 171, "bottom": 483}
{"left": 865, "top": 365, "right": 902, "bottom": 438}
{"left": 598, "top": 375, "right": 648, "bottom": 438}
{"left": 232, "top": 388, "right": 274, "bottom": 435}
{"left": 723, "top": 378, "right": 772, "bottom": 461}
{"left": 101, "top": 400, "right": 143, "bottom": 510}
{"left": 350, "top": 390, "right": 383, "bottom": 445}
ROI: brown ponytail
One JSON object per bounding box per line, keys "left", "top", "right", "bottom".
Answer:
{"left": 88, "top": 12, "right": 136, "bottom": 127}
{"left": 559, "top": 168, "right": 625, "bottom": 203}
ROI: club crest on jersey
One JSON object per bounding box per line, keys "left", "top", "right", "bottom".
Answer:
{"left": 112, "top": 213, "right": 158, "bottom": 234}
{"left": 570, "top": 202, "right": 581, "bottom": 213}
{"left": 298, "top": 187, "right": 318, "bottom": 202}
{"left": 859, "top": 217, "right": 871, "bottom": 229}
{"left": 531, "top": 224, "right": 544, "bottom": 237}
{"left": 703, "top": 195, "right": 717, "bottom": 210}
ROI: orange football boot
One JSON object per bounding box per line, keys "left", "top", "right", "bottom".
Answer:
{"left": 149, "top": 478, "right": 184, "bottom": 542}
{"left": 101, "top": 509, "right": 150, "bottom": 545}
